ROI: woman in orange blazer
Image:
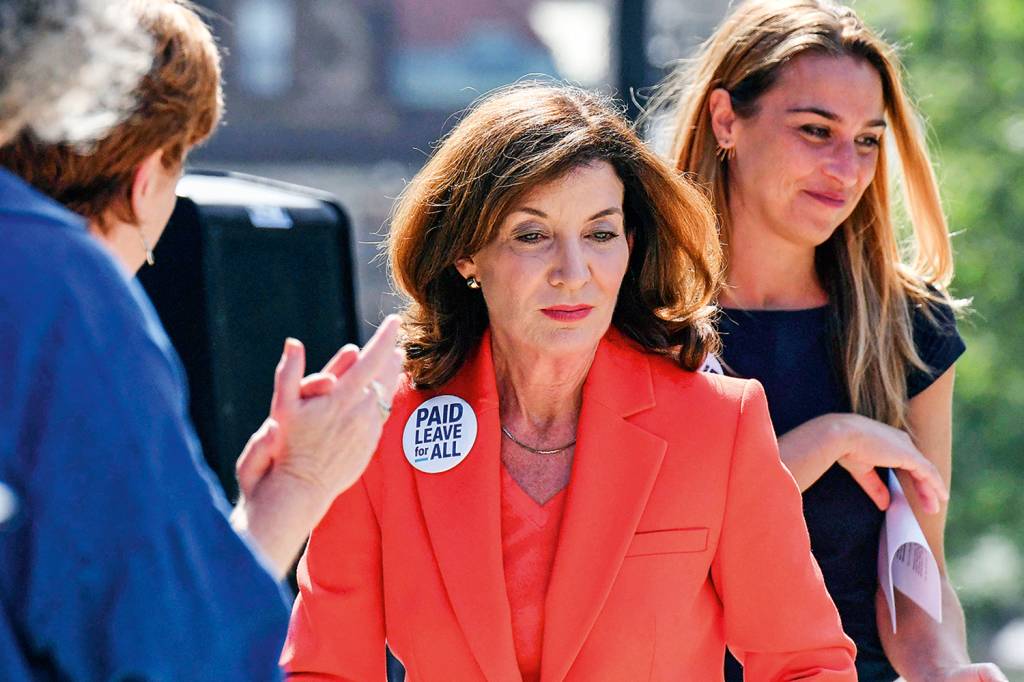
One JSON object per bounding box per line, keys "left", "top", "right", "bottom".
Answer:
{"left": 282, "top": 83, "right": 856, "bottom": 681}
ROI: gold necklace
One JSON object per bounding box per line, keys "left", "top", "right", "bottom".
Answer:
{"left": 500, "top": 425, "right": 576, "bottom": 455}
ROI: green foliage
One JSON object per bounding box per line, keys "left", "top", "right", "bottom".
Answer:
{"left": 858, "top": 0, "right": 1024, "bottom": 654}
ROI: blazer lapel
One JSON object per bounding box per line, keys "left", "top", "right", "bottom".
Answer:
{"left": 540, "top": 332, "right": 667, "bottom": 682}
{"left": 414, "top": 333, "right": 522, "bottom": 682}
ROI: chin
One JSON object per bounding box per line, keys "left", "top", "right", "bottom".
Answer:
{"left": 785, "top": 203, "right": 848, "bottom": 247}
{"left": 788, "top": 217, "right": 842, "bottom": 249}
{"left": 533, "top": 322, "right": 606, "bottom": 357}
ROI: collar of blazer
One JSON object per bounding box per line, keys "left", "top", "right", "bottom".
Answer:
{"left": 414, "top": 326, "right": 669, "bottom": 682}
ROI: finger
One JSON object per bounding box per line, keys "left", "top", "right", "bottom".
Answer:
{"left": 852, "top": 468, "right": 891, "bottom": 511}
{"left": 909, "top": 458, "right": 949, "bottom": 502}
{"left": 236, "top": 419, "right": 280, "bottom": 497}
{"left": 300, "top": 372, "right": 337, "bottom": 399}
{"left": 321, "top": 343, "right": 359, "bottom": 378}
{"left": 902, "top": 459, "right": 949, "bottom": 514}
{"left": 271, "top": 338, "right": 305, "bottom": 417}
{"left": 360, "top": 315, "right": 401, "bottom": 361}
{"left": 909, "top": 475, "right": 943, "bottom": 515}
{"left": 977, "top": 663, "right": 1009, "bottom": 682}
{"left": 336, "top": 316, "right": 402, "bottom": 394}
{"left": 373, "top": 347, "right": 406, "bottom": 401}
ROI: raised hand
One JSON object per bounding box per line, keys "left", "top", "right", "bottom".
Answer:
{"left": 231, "top": 315, "right": 404, "bottom": 577}
{"left": 268, "top": 315, "right": 404, "bottom": 501}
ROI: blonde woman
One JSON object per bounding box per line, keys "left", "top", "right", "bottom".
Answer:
{"left": 659, "top": 1, "right": 1005, "bottom": 680}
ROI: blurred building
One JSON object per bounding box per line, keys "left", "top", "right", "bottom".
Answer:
{"left": 189, "top": 0, "right": 729, "bottom": 337}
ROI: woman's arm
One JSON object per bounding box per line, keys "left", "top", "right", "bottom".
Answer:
{"left": 878, "top": 367, "right": 1006, "bottom": 681}
{"left": 280, "top": 473, "right": 387, "bottom": 678}
{"left": 778, "top": 412, "right": 947, "bottom": 513}
{"left": 713, "top": 381, "right": 857, "bottom": 679}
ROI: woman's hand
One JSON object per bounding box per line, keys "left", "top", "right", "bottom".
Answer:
{"left": 235, "top": 343, "right": 362, "bottom": 499}
{"left": 901, "top": 663, "right": 1008, "bottom": 682}
{"left": 833, "top": 413, "right": 948, "bottom": 514}
{"left": 231, "top": 316, "right": 404, "bottom": 577}
{"left": 266, "top": 319, "right": 404, "bottom": 504}
{"left": 778, "top": 413, "right": 948, "bottom": 513}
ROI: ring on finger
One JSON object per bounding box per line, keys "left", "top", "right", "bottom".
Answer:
{"left": 370, "top": 380, "right": 391, "bottom": 420}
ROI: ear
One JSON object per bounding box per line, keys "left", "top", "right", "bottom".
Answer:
{"left": 454, "top": 256, "right": 476, "bottom": 280}
{"left": 129, "top": 149, "right": 165, "bottom": 222}
{"left": 708, "top": 88, "right": 738, "bottom": 148}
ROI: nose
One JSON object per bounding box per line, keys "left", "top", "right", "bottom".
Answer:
{"left": 549, "top": 238, "right": 590, "bottom": 290}
{"left": 823, "top": 141, "right": 859, "bottom": 189}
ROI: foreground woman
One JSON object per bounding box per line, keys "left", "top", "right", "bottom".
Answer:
{"left": 661, "top": 0, "right": 1004, "bottom": 679}
{"left": 0, "top": 1, "right": 401, "bottom": 677}
{"left": 282, "top": 83, "right": 855, "bottom": 680}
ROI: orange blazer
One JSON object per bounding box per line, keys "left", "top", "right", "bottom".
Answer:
{"left": 282, "top": 329, "right": 856, "bottom": 681}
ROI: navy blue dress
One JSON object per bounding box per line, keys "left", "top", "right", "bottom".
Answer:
{"left": 718, "top": 301, "right": 965, "bottom": 681}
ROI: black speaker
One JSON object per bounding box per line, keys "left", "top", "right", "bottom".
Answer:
{"left": 138, "top": 170, "right": 360, "bottom": 501}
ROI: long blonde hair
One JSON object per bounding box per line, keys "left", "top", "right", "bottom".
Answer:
{"left": 657, "top": 0, "right": 962, "bottom": 429}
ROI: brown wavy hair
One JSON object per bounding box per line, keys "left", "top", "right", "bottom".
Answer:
{"left": 653, "top": 0, "right": 964, "bottom": 429}
{"left": 388, "top": 83, "right": 722, "bottom": 389}
{"left": 0, "top": 0, "right": 221, "bottom": 232}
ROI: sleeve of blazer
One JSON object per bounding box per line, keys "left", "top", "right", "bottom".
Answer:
{"left": 280, "top": 470, "right": 385, "bottom": 681}
{"left": 711, "top": 380, "right": 857, "bottom": 680}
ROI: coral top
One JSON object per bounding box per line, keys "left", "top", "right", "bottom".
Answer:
{"left": 281, "top": 328, "right": 857, "bottom": 681}
{"left": 500, "top": 467, "right": 568, "bottom": 682}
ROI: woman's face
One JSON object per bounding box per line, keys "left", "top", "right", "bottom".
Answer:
{"left": 720, "top": 53, "right": 886, "bottom": 249}
{"left": 456, "top": 161, "right": 630, "bottom": 359}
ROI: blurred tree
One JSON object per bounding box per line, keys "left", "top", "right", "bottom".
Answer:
{"left": 857, "top": 0, "right": 1024, "bottom": 658}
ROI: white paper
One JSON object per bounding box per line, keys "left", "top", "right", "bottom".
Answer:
{"left": 877, "top": 470, "right": 943, "bottom": 632}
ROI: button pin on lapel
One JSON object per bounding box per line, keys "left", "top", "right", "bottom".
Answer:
{"left": 699, "top": 352, "right": 724, "bottom": 375}
{"left": 403, "top": 395, "right": 477, "bottom": 473}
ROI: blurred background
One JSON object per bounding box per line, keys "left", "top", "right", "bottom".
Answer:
{"left": 183, "top": 0, "right": 1023, "bottom": 672}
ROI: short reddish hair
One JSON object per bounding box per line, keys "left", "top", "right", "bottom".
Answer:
{"left": 0, "top": 0, "right": 221, "bottom": 231}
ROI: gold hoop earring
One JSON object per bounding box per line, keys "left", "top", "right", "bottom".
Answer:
{"left": 466, "top": 276, "right": 481, "bottom": 289}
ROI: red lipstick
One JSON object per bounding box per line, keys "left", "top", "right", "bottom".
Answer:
{"left": 541, "top": 305, "right": 593, "bottom": 322}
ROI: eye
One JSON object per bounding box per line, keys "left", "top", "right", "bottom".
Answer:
{"left": 800, "top": 124, "right": 830, "bottom": 140}
{"left": 856, "top": 134, "right": 881, "bottom": 149}
{"left": 589, "top": 229, "right": 620, "bottom": 242}
{"left": 513, "top": 229, "right": 546, "bottom": 244}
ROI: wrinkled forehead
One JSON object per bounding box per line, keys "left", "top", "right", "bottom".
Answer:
{"left": 498, "top": 160, "right": 625, "bottom": 218}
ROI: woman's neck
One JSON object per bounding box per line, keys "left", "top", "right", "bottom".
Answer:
{"left": 721, "top": 211, "right": 828, "bottom": 310}
{"left": 490, "top": 333, "right": 594, "bottom": 439}
{"left": 90, "top": 219, "right": 145, "bottom": 276}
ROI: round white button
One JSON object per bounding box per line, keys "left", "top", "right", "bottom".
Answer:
{"left": 403, "top": 395, "right": 477, "bottom": 474}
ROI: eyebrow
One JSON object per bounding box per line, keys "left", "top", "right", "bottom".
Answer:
{"left": 514, "top": 206, "right": 624, "bottom": 221}
{"left": 786, "top": 106, "right": 887, "bottom": 128}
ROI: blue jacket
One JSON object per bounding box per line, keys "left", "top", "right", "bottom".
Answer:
{"left": 0, "top": 169, "right": 289, "bottom": 681}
